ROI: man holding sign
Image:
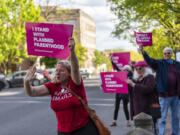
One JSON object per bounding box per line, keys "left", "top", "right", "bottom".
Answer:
{"left": 139, "top": 45, "right": 180, "bottom": 135}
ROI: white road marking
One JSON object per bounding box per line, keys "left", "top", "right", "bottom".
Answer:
{"left": 84, "top": 84, "right": 100, "bottom": 86}
{"left": 0, "top": 91, "right": 23, "bottom": 96}
{"left": 0, "top": 97, "right": 114, "bottom": 106}
{"left": 87, "top": 98, "right": 114, "bottom": 101}
{"left": 0, "top": 100, "right": 46, "bottom": 103}
{"left": 0, "top": 96, "right": 113, "bottom": 101}
{"left": 0, "top": 100, "right": 114, "bottom": 106}
{"left": 0, "top": 96, "right": 50, "bottom": 99}
{"left": 89, "top": 103, "right": 114, "bottom": 106}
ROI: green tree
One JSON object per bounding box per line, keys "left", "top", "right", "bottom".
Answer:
{"left": 108, "top": 0, "right": 180, "bottom": 58}
{"left": 143, "top": 28, "right": 172, "bottom": 59}
{"left": 0, "top": 0, "right": 40, "bottom": 75}
{"left": 93, "top": 50, "right": 104, "bottom": 67}
{"left": 40, "top": 57, "right": 58, "bottom": 69}
{"left": 93, "top": 50, "right": 112, "bottom": 71}
{"left": 74, "top": 37, "right": 88, "bottom": 67}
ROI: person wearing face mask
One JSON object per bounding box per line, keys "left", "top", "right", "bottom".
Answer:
{"left": 139, "top": 46, "right": 180, "bottom": 135}
{"left": 24, "top": 38, "right": 99, "bottom": 135}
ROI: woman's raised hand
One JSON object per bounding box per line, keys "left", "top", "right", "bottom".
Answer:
{"left": 24, "top": 65, "right": 36, "bottom": 82}
{"left": 126, "top": 79, "right": 135, "bottom": 87}
{"left": 139, "top": 45, "right": 144, "bottom": 54}
{"left": 68, "top": 37, "right": 75, "bottom": 51}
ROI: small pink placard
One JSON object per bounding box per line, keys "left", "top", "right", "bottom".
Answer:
{"left": 110, "top": 52, "right": 130, "bottom": 71}
{"left": 134, "top": 31, "right": 152, "bottom": 46}
{"left": 100, "top": 72, "right": 128, "bottom": 93}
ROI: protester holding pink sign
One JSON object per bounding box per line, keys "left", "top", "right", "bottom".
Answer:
{"left": 109, "top": 61, "right": 132, "bottom": 127}
{"left": 140, "top": 46, "right": 180, "bottom": 135}
{"left": 134, "top": 31, "right": 152, "bottom": 46}
{"left": 110, "top": 52, "right": 130, "bottom": 71}
{"left": 24, "top": 38, "right": 99, "bottom": 135}
{"left": 25, "top": 22, "right": 73, "bottom": 59}
{"left": 100, "top": 65, "right": 131, "bottom": 125}
{"left": 126, "top": 61, "right": 159, "bottom": 134}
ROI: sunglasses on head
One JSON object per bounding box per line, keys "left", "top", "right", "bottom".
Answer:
{"left": 135, "top": 67, "right": 144, "bottom": 71}
{"left": 164, "top": 52, "right": 171, "bottom": 55}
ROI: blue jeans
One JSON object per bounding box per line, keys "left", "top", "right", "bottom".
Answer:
{"left": 158, "top": 96, "right": 179, "bottom": 135}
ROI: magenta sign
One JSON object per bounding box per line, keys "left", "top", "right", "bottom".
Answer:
{"left": 100, "top": 72, "right": 128, "bottom": 93}
{"left": 134, "top": 31, "right": 152, "bottom": 46}
{"left": 25, "top": 22, "right": 73, "bottom": 59}
{"left": 110, "top": 52, "right": 130, "bottom": 71}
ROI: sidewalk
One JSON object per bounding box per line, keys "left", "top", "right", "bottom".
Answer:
{"left": 165, "top": 109, "right": 180, "bottom": 135}
{"left": 165, "top": 110, "right": 171, "bottom": 135}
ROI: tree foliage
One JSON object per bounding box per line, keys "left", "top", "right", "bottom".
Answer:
{"left": 129, "top": 50, "right": 144, "bottom": 61}
{"left": 143, "top": 28, "right": 173, "bottom": 59}
{"left": 93, "top": 50, "right": 105, "bottom": 67}
{"left": 74, "top": 37, "right": 88, "bottom": 67}
{"left": 93, "top": 50, "right": 112, "bottom": 71}
{"left": 108, "top": 0, "right": 180, "bottom": 58}
{"left": 40, "top": 57, "right": 58, "bottom": 69}
{"left": 0, "top": 0, "right": 40, "bottom": 75}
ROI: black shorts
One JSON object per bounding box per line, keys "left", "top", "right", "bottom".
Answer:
{"left": 58, "top": 119, "right": 99, "bottom": 135}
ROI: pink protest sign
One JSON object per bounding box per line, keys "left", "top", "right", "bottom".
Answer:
{"left": 25, "top": 22, "right": 73, "bottom": 59}
{"left": 110, "top": 52, "right": 130, "bottom": 71}
{"left": 134, "top": 31, "right": 152, "bottom": 46}
{"left": 100, "top": 72, "right": 128, "bottom": 93}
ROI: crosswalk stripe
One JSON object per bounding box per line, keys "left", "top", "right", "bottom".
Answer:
{"left": 0, "top": 100, "right": 114, "bottom": 106}
{"left": 0, "top": 100, "right": 46, "bottom": 103}
{"left": 87, "top": 98, "right": 114, "bottom": 101}
{"left": 0, "top": 91, "right": 23, "bottom": 96}
{"left": 89, "top": 103, "right": 114, "bottom": 106}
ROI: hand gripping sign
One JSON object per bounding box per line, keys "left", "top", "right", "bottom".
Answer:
{"left": 25, "top": 22, "right": 73, "bottom": 59}
{"left": 134, "top": 31, "right": 152, "bottom": 46}
{"left": 110, "top": 52, "right": 130, "bottom": 71}
{"left": 100, "top": 72, "right": 128, "bottom": 93}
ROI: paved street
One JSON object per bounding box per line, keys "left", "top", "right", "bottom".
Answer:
{"left": 0, "top": 78, "right": 133, "bottom": 135}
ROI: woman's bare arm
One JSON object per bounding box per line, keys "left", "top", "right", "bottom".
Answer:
{"left": 68, "top": 38, "right": 81, "bottom": 85}
{"left": 24, "top": 66, "right": 50, "bottom": 97}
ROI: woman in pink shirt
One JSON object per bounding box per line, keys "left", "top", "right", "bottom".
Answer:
{"left": 24, "top": 38, "right": 99, "bottom": 135}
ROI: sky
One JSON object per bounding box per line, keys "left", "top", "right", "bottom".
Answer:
{"left": 36, "top": 0, "right": 138, "bottom": 51}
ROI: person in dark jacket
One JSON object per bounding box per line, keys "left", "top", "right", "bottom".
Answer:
{"left": 110, "top": 60, "right": 132, "bottom": 127}
{"left": 139, "top": 46, "right": 180, "bottom": 135}
{"left": 126, "top": 61, "right": 159, "bottom": 134}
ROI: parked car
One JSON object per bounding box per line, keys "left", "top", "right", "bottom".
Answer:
{"left": 0, "top": 73, "right": 6, "bottom": 91}
{"left": 6, "top": 70, "right": 45, "bottom": 88}
{"left": 80, "top": 69, "right": 90, "bottom": 79}
{"left": 36, "top": 69, "right": 51, "bottom": 83}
